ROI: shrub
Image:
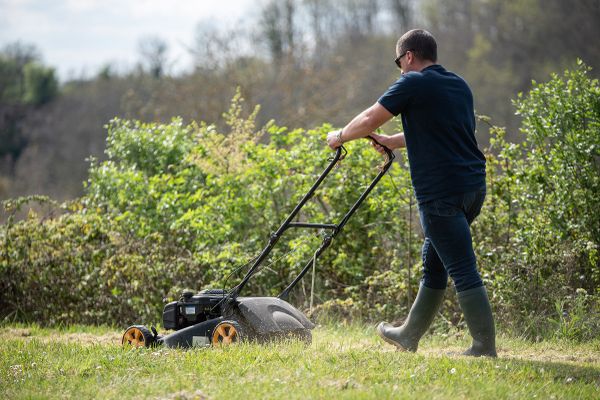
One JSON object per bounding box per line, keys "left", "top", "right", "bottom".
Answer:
{"left": 1, "top": 90, "right": 418, "bottom": 326}
{"left": 474, "top": 60, "right": 600, "bottom": 339}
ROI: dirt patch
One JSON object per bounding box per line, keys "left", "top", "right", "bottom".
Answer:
{"left": 418, "top": 346, "right": 600, "bottom": 365}
{"left": 0, "top": 327, "right": 122, "bottom": 346}
{"left": 1, "top": 328, "right": 34, "bottom": 338}
{"left": 318, "top": 338, "right": 387, "bottom": 352}
{"left": 499, "top": 349, "right": 600, "bottom": 365}
{"left": 328, "top": 335, "right": 600, "bottom": 365}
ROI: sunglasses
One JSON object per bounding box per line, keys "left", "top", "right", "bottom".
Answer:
{"left": 394, "top": 49, "right": 414, "bottom": 69}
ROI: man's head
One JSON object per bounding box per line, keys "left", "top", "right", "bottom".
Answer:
{"left": 395, "top": 29, "right": 437, "bottom": 73}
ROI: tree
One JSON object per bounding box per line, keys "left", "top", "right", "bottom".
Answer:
{"left": 0, "top": 42, "right": 40, "bottom": 104}
{"left": 388, "top": 0, "right": 412, "bottom": 31}
{"left": 137, "top": 36, "right": 169, "bottom": 79}
{"left": 0, "top": 43, "right": 54, "bottom": 178}
{"left": 260, "top": 0, "right": 297, "bottom": 61}
{"left": 23, "top": 62, "right": 58, "bottom": 106}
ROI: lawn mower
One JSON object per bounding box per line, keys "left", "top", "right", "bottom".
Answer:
{"left": 122, "top": 137, "right": 394, "bottom": 348}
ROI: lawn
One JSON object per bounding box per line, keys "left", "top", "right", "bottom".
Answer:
{"left": 1, "top": 324, "right": 598, "bottom": 399}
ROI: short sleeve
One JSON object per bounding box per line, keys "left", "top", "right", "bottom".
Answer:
{"left": 377, "top": 73, "right": 416, "bottom": 116}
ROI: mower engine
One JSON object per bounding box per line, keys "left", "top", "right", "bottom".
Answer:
{"left": 162, "top": 289, "right": 226, "bottom": 331}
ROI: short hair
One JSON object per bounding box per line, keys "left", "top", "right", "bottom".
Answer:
{"left": 396, "top": 29, "right": 437, "bottom": 63}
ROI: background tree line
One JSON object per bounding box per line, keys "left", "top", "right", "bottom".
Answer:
{"left": 0, "top": 0, "right": 598, "bottom": 203}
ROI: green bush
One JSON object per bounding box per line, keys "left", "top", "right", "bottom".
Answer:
{"left": 474, "top": 60, "right": 600, "bottom": 339}
{"left": 1, "top": 90, "right": 418, "bottom": 326}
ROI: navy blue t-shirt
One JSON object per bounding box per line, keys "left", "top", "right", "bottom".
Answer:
{"left": 378, "top": 64, "right": 486, "bottom": 204}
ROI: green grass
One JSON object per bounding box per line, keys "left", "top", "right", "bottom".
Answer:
{"left": 1, "top": 324, "right": 598, "bottom": 399}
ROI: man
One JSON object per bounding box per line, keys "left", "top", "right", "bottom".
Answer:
{"left": 326, "top": 29, "right": 496, "bottom": 357}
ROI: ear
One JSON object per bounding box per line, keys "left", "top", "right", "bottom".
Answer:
{"left": 406, "top": 51, "right": 415, "bottom": 64}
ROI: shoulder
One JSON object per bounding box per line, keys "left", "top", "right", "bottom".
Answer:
{"left": 378, "top": 75, "right": 418, "bottom": 116}
{"left": 397, "top": 71, "right": 425, "bottom": 86}
{"left": 383, "top": 72, "right": 424, "bottom": 96}
{"left": 423, "top": 65, "right": 472, "bottom": 95}
{"left": 425, "top": 65, "right": 469, "bottom": 85}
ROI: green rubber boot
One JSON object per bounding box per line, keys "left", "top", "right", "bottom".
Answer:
{"left": 457, "top": 286, "right": 497, "bottom": 357}
{"left": 377, "top": 284, "right": 446, "bottom": 352}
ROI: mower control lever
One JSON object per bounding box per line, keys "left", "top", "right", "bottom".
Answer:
{"left": 367, "top": 135, "right": 394, "bottom": 164}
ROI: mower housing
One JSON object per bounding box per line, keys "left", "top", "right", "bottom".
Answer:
{"left": 158, "top": 293, "right": 314, "bottom": 348}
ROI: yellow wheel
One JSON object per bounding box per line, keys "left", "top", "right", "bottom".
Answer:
{"left": 122, "top": 325, "right": 154, "bottom": 348}
{"left": 212, "top": 321, "right": 243, "bottom": 346}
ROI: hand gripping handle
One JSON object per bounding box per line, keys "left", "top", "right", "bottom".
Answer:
{"left": 367, "top": 135, "right": 395, "bottom": 164}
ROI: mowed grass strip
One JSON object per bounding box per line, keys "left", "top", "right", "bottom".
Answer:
{"left": 1, "top": 324, "right": 598, "bottom": 399}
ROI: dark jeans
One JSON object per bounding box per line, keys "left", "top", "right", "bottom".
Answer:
{"left": 418, "top": 188, "right": 486, "bottom": 292}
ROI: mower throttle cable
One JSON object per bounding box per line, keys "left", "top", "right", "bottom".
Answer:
{"left": 310, "top": 249, "right": 318, "bottom": 313}
{"left": 215, "top": 154, "right": 342, "bottom": 309}
{"left": 211, "top": 234, "right": 317, "bottom": 314}
{"left": 252, "top": 234, "right": 317, "bottom": 277}
{"left": 219, "top": 255, "right": 259, "bottom": 300}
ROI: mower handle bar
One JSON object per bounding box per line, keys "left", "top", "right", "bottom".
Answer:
{"left": 226, "top": 136, "right": 395, "bottom": 302}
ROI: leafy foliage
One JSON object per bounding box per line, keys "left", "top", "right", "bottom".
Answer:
{"left": 474, "top": 61, "right": 600, "bottom": 339}
{"left": 1, "top": 90, "right": 417, "bottom": 327}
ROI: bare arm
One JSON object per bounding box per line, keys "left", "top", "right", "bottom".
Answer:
{"left": 340, "top": 102, "right": 394, "bottom": 141}
{"left": 327, "top": 102, "right": 394, "bottom": 149}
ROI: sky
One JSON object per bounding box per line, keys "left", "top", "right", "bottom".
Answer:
{"left": 0, "top": 0, "right": 256, "bottom": 81}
